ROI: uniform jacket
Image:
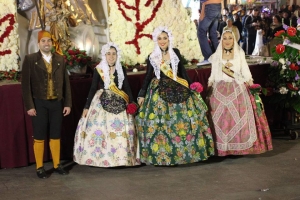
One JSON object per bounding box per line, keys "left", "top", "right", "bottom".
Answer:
{"left": 21, "top": 51, "right": 72, "bottom": 110}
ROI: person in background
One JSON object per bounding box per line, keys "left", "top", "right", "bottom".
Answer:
{"left": 217, "top": 15, "right": 228, "bottom": 40}
{"left": 241, "top": 8, "right": 253, "bottom": 52}
{"left": 232, "top": 13, "right": 242, "bottom": 43}
{"left": 73, "top": 43, "right": 140, "bottom": 167}
{"left": 245, "top": 7, "right": 261, "bottom": 55}
{"left": 21, "top": 30, "right": 72, "bottom": 179}
{"left": 223, "top": 7, "right": 233, "bottom": 20}
{"left": 223, "top": 18, "right": 240, "bottom": 42}
{"left": 207, "top": 30, "right": 273, "bottom": 156}
{"left": 197, "top": 0, "right": 222, "bottom": 65}
{"left": 267, "top": 15, "right": 284, "bottom": 56}
{"left": 136, "top": 26, "right": 214, "bottom": 166}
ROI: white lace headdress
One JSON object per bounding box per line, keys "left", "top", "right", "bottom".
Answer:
{"left": 208, "top": 29, "right": 249, "bottom": 84}
{"left": 149, "top": 26, "right": 179, "bottom": 80}
{"left": 96, "top": 42, "right": 124, "bottom": 89}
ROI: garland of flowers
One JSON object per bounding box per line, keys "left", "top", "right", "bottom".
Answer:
{"left": 115, "top": 0, "right": 162, "bottom": 54}
{"left": 0, "top": 1, "right": 19, "bottom": 81}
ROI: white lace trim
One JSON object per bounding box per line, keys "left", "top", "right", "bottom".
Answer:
{"left": 149, "top": 26, "right": 179, "bottom": 80}
{"left": 212, "top": 83, "right": 257, "bottom": 151}
{"left": 96, "top": 42, "right": 124, "bottom": 89}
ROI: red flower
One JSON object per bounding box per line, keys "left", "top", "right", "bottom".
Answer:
{"left": 249, "top": 84, "right": 261, "bottom": 89}
{"left": 68, "top": 49, "right": 75, "bottom": 55}
{"left": 287, "top": 83, "right": 299, "bottom": 91}
{"left": 126, "top": 103, "right": 138, "bottom": 115}
{"left": 289, "top": 63, "right": 299, "bottom": 70}
{"left": 274, "top": 30, "right": 285, "bottom": 37}
{"left": 275, "top": 44, "right": 285, "bottom": 54}
{"left": 287, "top": 27, "right": 297, "bottom": 37}
{"left": 190, "top": 82, "right": 203, "bottom": 93}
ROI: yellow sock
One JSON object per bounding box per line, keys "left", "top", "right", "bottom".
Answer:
{"left": 33, "top": 139, "right": 44, "bottom": 169}
{"left": 49, "top": 139, "right": 61, "bottom": 168}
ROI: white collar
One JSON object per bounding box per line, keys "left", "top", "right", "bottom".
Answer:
{"left": 41, "top": 52, "right": 52, "bottom": 63}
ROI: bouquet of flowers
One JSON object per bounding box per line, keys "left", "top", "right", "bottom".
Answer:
{"left": 190, "top": 82, "right": 203, "bottom": 93}
{"left": 266, "top": 19, "right": 300, "bottom": 112}
{"left": 63, "top": 48, "right": 92, "bottom": 70}
{"left": 126, "top": 102, "right": 138, "bottom": 115}
{"left": 249, "top": 84, "right": 262, "bottom": 95}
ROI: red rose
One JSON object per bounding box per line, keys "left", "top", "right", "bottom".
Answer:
{"left": 289, "top": 63, "right": 299, "bottom": 70}
{"left": 275, "top": 44, "right": 285, "bottom": 54}
{"left": 126, "top": 103, "right": 138, "bottom": 115}
{"left": 287, "top": 27, "right": 297, "bottom": 37}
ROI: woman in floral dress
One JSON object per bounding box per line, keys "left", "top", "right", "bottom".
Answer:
{"left": 73, "top": 43, "right": 140, "bottom": 167}
{"left": 207, "top": 30, "right": 273, "bottom": 156}
{"left": 136, "top": 26, "right": 215, "bottom": 165}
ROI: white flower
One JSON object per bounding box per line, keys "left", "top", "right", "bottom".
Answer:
{"left": 108, "top": 0, "right": 203, "bottom": 65}
{"left": 279, "top": 58, "right": 285, "bottom": 64}
{"left": 279, "top": 87, "right": 288, "bottom": 94}
{"left": 282, "top": 64, "right": 287, "bottom": 70}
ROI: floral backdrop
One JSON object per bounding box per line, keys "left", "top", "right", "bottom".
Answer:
{"left": 108, "top": 0, "right": 202, "bottom": 65}
{"left": 0, "top": 0, "right": 19, "bottom": 80}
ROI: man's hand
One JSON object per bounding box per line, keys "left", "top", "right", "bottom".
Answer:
{"left": 27, "top": 109, "right": 37, "bottom": 116}
{"left": 63, "top": 107, "right": 71, "bottom": 116}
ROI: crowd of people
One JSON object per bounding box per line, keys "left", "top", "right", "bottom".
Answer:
{"left": 22, "top": 27, "right": 274, "bottom": 179}
{"left": 197, "top": 3, "right": 300, "bottom": 64}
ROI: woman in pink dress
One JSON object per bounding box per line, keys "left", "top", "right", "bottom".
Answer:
{"left": 207, "top": 30, "right": 273, "bottom": 156}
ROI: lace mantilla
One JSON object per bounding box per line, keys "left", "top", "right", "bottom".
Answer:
{"left": 149, "top": 26, "right": 179, "bottom": 80}
{"left": 96, "top": 42, "right": 124, "bottom": 89}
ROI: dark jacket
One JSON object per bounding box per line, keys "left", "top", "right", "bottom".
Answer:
{"left": 138, "top": 48, "right": 191, "bottom": 98}
{"left": 84, "top": 67, "right": 134, "bottom": 109}
{"left": 21, "top": 51, "right": 72, "bottom": 110}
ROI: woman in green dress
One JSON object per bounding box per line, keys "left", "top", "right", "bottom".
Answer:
{"left": 136, "top": 26, "right": 215, "bottom": 165}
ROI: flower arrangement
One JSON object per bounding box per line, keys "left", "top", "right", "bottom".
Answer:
{"left": 63, "top": 48, "right": 92, "bottom": 70}
{"left": 0, "top": 1, "right": 19, "bottom": 81}
{"left": 266, "top": 19, "right": 300, "bottom": 112}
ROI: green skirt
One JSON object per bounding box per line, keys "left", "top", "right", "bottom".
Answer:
{"left": 136, "top": 79, "right": 215, "bottom": 165}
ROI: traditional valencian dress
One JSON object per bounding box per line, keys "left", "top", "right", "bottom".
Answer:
{"left": 208, "top": 30, "right": 273, "bottom": 156}
{"left": 73, "top": 65, "right": 140, "bottom": 167}
{"left": 136, "top": 47, "right": 215, "bottom": 165}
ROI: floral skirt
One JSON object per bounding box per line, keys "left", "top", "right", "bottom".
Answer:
{"left": 208, "top": 81, "right": 272, "bottom": 156}
{"left": 136, "top": 79, "right": 215, "bottom": 165}
{"left": 73, "top": 90, "right": 140, "bottom": 167}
